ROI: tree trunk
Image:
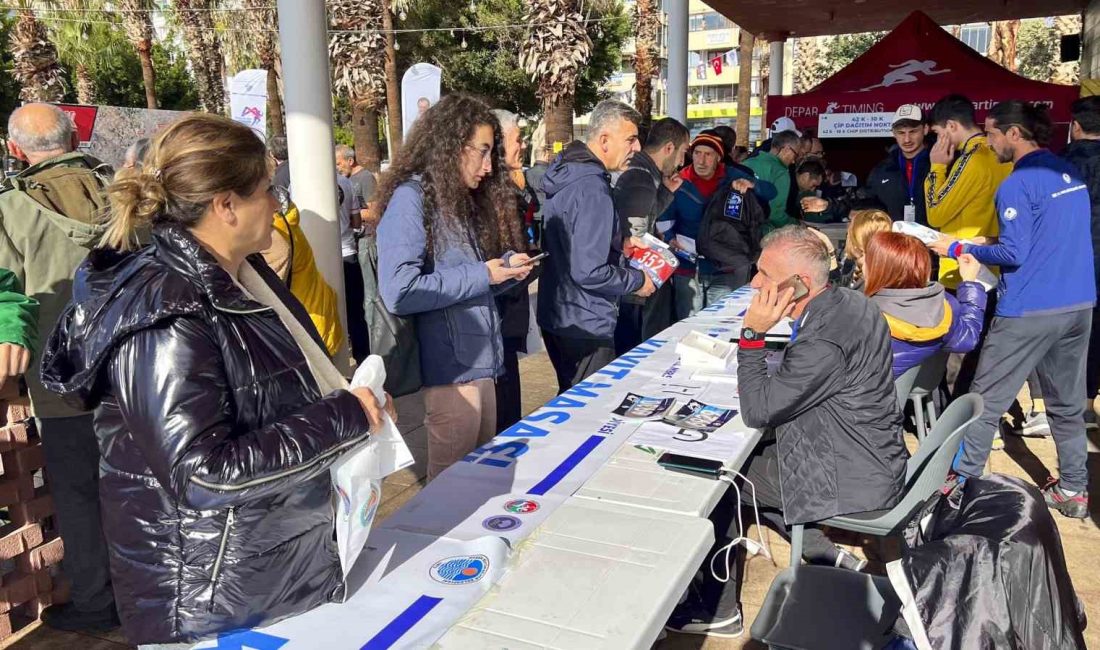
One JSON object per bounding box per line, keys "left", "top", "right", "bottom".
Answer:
{"left": 266, "top": 63, "right": 285, "bottom": 138}
{"left": 632, "top": 0, "right": 657, "bottom": 133}
{"left": 137, "top": 40, "right": 158, "bottom": 109}
{"left": 544, "top": 94, "right": 575, "bottom": 152}
{"left": 736, "top": 28, "right": 755, "bottom": 146}
{"left": 353, "top": 101, "right": 382, "bottom": 173}
{"left": 76, "top": 64, "right": 96, "bottom": 105}
{"left": 382, "top": 2, "right": 403, "bottom": 156}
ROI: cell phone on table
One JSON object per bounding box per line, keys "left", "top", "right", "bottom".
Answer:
{"left": 657, "top": 452, "right": 724, "bottom": 479}
{"left": 777, "top": 274, "right": 809, "bottom": 301}
{"left": 518, "top": 252, "right": 549, "bottom": 266}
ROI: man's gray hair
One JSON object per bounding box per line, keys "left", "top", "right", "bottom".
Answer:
{"left": 761, "top": 225, "right": 832, "bottom": 287}
{"left": 587, "top": 100, "right": 641, "bottom": 140}
{"left": 335, "top": 144, "right": 355, "bottom": 161}
{"left": 491, "top": 109, "right": 520, "bottom": 135}
{"left": 770, "top": 130, "right": 801, "bottom": 153}
{"left": 8, "top": 103, "right": 73, "bottom": 153}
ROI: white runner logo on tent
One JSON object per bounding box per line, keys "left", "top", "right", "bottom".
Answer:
{"left": 857, "top": 59, "right": 951, "bottom": 91}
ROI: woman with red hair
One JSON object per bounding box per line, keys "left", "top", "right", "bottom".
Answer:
{"left": 863, "top": 232, "right": 988, "bottom": 377}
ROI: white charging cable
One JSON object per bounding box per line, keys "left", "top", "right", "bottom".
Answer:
{"left": 709, "top": 468, "right": 773, "bottom": 584}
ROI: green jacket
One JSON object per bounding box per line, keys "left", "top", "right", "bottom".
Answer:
{"left": 0, "top": 268, "right": 37, "bottom": 352}
{"left": 744, "top": 151, "right": 796, "bottom": 233}
{"left": 0, "top": 152, "right": 111, "bottom": 417}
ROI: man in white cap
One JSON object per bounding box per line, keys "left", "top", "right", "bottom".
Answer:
{"left": 864, "top": 104, "right": 931, "bottom": 224}
{"left": 769, "top": 116, "right": 802, "bottom": 137}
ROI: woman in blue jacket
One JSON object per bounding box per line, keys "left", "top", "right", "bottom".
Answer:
{"left": 863, "top": 232, "right": 987, "bottom": 378}
{"left": 376, "top": 95, "right": 535, "bottom": 481}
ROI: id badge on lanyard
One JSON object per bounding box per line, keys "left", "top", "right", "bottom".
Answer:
{"left": 903, "top": 203, "right": 916, "bottom": 222}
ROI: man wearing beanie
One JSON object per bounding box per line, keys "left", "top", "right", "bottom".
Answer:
{"left": 659, "top": 129, "right": 776, "bottom": 319}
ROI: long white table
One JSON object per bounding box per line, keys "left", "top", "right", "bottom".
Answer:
{"left": 190, "top": 288, "right": 768, "bottom": 650}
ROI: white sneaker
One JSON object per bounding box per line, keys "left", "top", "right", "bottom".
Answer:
{"left": 1010, "top": 411, "right": 1051, "bottom": 438}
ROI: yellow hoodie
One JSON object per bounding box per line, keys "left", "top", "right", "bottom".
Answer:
{"left": 264, "top": 203, "right": 345, "bottom": 356}
{"left": 924, "top": 134, "right": 1011, "bottom": 289}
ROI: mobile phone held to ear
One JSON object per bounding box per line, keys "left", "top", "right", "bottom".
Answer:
{"left": 777, "top": 274, "right": 809, "bottom": 301}
{"left": 657, "top": 452, "right": 724, "bottom": 479}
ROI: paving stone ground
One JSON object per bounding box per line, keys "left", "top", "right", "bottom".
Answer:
{"left": 8, "top": 351, "right": 1099, "bottom": 649}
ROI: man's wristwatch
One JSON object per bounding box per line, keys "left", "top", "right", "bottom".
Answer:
{"left": 740, "top": 326, "right": 766, "bottom": 346}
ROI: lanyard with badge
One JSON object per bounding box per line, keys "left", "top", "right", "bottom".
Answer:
{"left": 899, "top": 150, "right": 918, "bottom": 223}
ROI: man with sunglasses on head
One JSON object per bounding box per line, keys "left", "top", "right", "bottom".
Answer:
{"left": 743, "top": 130, "right": 802, "bottom": 233}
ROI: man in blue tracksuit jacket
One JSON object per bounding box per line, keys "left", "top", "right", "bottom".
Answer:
{"left": 933, "top": 101, "right": 1095, "bottom": 518}
{"left": 537, "top": 100, "right": 654, "bottom": 392}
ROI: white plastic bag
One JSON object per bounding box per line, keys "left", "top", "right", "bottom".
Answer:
{"left": 330, "top": 355, "right": 414, "bottom": 582}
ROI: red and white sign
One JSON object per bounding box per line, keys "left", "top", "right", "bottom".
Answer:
{"left": 54, "top": 103, "right": 99, "bottom": 146}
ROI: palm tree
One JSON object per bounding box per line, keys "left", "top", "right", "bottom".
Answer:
{"left": 117, "top": 0, "right": 158, "bottom": 108}
{"left": 241, "top": 0, "right": 283, "bottom": 137}
{"left": 631, "top": 0, "right": 659, "bottom": 131}
{"left": 520, "top": 0, "right": 592, "bottom": 151}
{"left": 329, "top": 0, "right": 387, "bottom": 171}
{"left": 174, "top": 0, "right": 226, "bottom": 114}
{"left": 9, "top": 5, "right": 66, "bottom": 102}
{"left": 989, "top": 20, "right": 1021, "bottom": 72}
{"left": 381, "top": 1, "right": 404, "bottom": 156}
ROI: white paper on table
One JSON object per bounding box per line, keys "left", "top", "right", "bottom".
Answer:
{"left": 330, "top": 356, "right": 415, "bottom": 583}
{"left": 628, "top": 419, "right": 755, "bottom": 462}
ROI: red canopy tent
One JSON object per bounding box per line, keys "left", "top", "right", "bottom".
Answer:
{"left": 768, "top": 11, "right": 1080, "bottom": 142}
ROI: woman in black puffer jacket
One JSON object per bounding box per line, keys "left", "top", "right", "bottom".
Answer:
{"left": 40, "top": 115, "right": 389, "bottom": 646}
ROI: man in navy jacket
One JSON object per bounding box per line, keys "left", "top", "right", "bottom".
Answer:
{"left": 537, "top": 101, "right": 655, "bottom": 392}
{"left": 933, "top": 101, "right": 1095, "bottom": 518}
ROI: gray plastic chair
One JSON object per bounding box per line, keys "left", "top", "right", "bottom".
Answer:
{"left": 894, "top": 364, "right": 920, "bottom": 413}
{"left": 750, "top": 565, "right": 901, "bottom": 649}
{"left": 788, "top": 393, "right": 984, "bottom": 566}
{"left": 908, "top": 351, "right": 949, "bottom": 441}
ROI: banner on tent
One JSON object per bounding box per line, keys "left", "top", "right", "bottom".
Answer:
{"left": 818, "top": 112, "right": 895, "bottom": 138}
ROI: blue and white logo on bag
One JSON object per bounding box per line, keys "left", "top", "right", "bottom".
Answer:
{"left": 360, "top": 484, "right": 381, "bottom": 526}
{"left": 430, "top": 554, "right": 490, "bottom": 585}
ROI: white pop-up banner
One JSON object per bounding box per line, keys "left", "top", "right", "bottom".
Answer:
{"left": 229, "top": 69, "right": 268, "bottom": 138}
{"left": 401, "top": 63, "right": 442, "bottom": 138}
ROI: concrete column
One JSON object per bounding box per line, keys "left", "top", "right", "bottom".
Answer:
{"left": 277, "top": 0, "right": 350, "bottom": 366}
{"left": 769, "top": 38, "right": 786, "bottom": 97}
{"left": 666, "top": 0, "right": 688, "bottom": 123}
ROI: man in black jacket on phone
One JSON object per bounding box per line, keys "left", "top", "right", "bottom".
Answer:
{"left": 666, "top": 226, "right": 907, "bottom": 639}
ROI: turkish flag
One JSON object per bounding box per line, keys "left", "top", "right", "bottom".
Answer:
{"left": 711, "top": 56, "right": 723, "bottom": 76}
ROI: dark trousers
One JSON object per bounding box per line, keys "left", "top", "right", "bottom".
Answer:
{"left": 495, "top": 337, "right": 524, "bottom": 432}
{"left": 957, "top": 309, "right": 1092, "bottom": 492}
{"left": 614, "top": 282, "right": 674, "bottom": 356}
{"left": 38, "top": 415, "right": 114, "bottom": 612}
{"left": 541, "top": 330, "right": 616, "bottom": 394}
{"left": 701, "top": 439, "right": 838, "bottom": 617}
{"left": 343, "top": 256, "right": 369, "bottom": 363}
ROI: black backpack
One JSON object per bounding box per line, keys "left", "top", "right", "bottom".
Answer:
{"left": 697, "top": 185, "right": 768, "bottom": 271}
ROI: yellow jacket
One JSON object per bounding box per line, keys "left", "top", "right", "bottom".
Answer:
{"left": 924, "top": 135, "right": 1011, "bottom": 289}
{"left": 264, "top": 203, "right": 344, "bottom": 356}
